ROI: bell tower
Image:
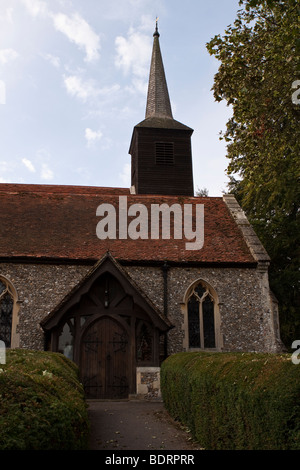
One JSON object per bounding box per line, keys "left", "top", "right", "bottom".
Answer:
{"left": 129, "top": 22, "right": 194, "bottom": 196}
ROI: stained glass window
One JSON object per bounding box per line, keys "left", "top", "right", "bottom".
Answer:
{"left": 187, "top": 283, "right": 216, "bottom": 350}
{"left": 58, "top": 318, "right": 74, "bottom": 360}
{"left": 137, "top": 323, "right": 153, "bottom": 362}
{"left": 0, "top": 280, "right": 13, "bottom": 348}
{"left": 203, "top": 296, "right": 215, "bottom": 348}
{"left": 188, "top": 295, "right": 201, "bottom": 348}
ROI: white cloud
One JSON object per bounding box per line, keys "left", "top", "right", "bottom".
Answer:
{"left": 137, "top": 15, "right": 155, "bottom": 33}
{"left": 85, "top": 128, "right": 103, "bottom": 147}
{"left": 115, "top": 25, "right": 152, "bottom": 95}
{"left": 41, "top": 163, "right": 54, "bottom": 180}
{"left": 22, "top": 1, "right": 100, "bottom": 62}
{"left": 119, "top": 163, "right": 131, "bottom": 186}
{"left": 22, "top": 158, "right": 36, "bottom": 173}
{"left": 0, "top": 161, "right": 10, "bottom": 172}
{"left": 52, "top": 12, "right": 100, "bottom": 62}
{"left": 0, "top": 7, "right": 14, "bottom": 24}
{"left": 64, "top": 75, "right": 120, "bottom": 103}
{"left": 0, "top": 48, "right": 19, "bottom": 65}
{"left": 63, "top": 75, "right": 100, "bottom": 102}
{"left": 115, "top": 29, "right": 151, "bottom": 78}
{"left": 21, "top": 0, "right": 48, "bottom": 18}
{"left": 42, "top": 53, "right": 60, "bottom": 68}
{"left": 131, "top": 77, "right": 148, "bottom": 96}
{"left": 35, "top": 149, "right": 54, "bottom": 180}
{"left": 0, "top": 160, "right": 15, "bottom": 179}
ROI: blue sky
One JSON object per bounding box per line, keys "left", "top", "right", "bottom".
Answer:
{"left": 0, "top": 0, "right": 241, "bottom": 196}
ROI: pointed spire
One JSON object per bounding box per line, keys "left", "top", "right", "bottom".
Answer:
{"left": 145, "top": 20, "right": 173, "bottom": 120}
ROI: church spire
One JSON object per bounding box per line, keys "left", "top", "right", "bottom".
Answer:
{"left": 145, "top": 20, "right": 173, "bottom": 119}
{"left": 129, "top": 20, "right": 194, "bottom": 196}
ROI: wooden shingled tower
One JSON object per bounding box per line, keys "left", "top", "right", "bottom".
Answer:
{"left": 129, "top": 21, "right": 194, "bottom": 196}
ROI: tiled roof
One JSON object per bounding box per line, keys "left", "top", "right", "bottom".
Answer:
{"left": 0, "top": 183, "right": 255, "bottom": 264}
{"left": 0, "top": 184, "right": 130, "bottom": 196}
{"left": 135, "top": 116, "right": 192, "bottom": 131}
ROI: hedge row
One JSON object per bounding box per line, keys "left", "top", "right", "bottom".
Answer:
{"left": 0, "top": 350, "right": 90, "bottom": 450}
{"left": 161, "top": 352, "right": 300, "bottom": 450}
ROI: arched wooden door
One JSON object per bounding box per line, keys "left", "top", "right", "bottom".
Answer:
{"left": 80, "top": 316, "right": 130, "bottom": 399}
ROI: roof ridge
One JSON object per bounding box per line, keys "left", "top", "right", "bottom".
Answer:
{"left": 0, "top": 183, "right": 130, "bottom": 195}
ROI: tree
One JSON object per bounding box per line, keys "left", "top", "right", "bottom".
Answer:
{"left": 206, "top": 0, "right": 300, "bottom": 348}
{"left": 196, "top": 187, "right": 209, "bottom": 197}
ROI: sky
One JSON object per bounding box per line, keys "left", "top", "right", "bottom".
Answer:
{"left": 0, "top": 0, "right": 241, "bottom": 196}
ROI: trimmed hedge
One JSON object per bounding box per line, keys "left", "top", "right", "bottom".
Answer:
{"left": 161, "top": 352, "right": 300, "bottom": 450}
{"left": 0, "top": 349, "right": 89, "bottom": 450}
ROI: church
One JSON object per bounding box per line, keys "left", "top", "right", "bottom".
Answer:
{"left": 0, "top": 24, "right": 282, "bottom": 399}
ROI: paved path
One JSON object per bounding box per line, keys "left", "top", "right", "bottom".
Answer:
{"left": 87, "top": 400, "right": 203, "bottom": 451}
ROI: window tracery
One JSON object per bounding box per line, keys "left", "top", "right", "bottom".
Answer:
{"left": 137, "top": 322, "right": 153, "bottom": 363}
{"left": 187, "top": 282, "right": 216, "bottom": 349}
{"left": 58, "top": 318, "right": 74, "bottom": 360}
{"left": 0, "top": 279, "right": 14, "bottom": 348}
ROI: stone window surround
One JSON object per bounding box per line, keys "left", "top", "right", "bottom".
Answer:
{"left": 181, "top": 278, "right": 223, "bottom": 352}
{"left": 0, "top": 275, "right": 20, "bottom": 348}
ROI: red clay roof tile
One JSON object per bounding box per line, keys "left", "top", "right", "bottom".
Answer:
{"left": 0, "top": 183, "right": 254, "bottom": 264}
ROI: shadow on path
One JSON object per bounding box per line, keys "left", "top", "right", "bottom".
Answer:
{"left": 87, "top": 400, "right": 203, "bottom": 451}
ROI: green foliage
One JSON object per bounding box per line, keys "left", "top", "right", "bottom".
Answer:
{"left": 196, "top": 187, "right": 209, "bottom": 197}
{"left": 161, "top": 352, "right": 300, "bottom": 450}
{"left": 206, "top": 0, "right": 300, "bottom": 347}
{"left": 0, "top": 349, "right": 90, "bottom": 450}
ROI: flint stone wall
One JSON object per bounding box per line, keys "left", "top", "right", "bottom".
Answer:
{"left": 0, "top": 263, "right": 89, "bottom": 350}
{"left": 125, "top": 265, "right": 279, "bottom": 353}
{"left": 0, "top": 262, "right": 279, "bottom": 353}
{"left": 136, "top": 367, "right": 161, "bottom": 400}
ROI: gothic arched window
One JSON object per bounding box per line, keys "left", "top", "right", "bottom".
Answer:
{"left": 136, "top": 321, "right": 153, "bottom": 364}
{"left": 0, "top": 279, "right": 14, "bottom": 348}
{"left": 187, "top": 282, "right": 218, "bottom": 350}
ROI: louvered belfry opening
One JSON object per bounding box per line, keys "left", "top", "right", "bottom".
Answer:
{"left": 155, "top": 142, "right": 174, "bottom": 165}
{"left": 129, "top": 22, "right": 194, "bottom": 196}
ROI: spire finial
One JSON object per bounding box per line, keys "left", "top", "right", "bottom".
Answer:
{"left": 154, "top": 17, "right": 160, "bottom": 37}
